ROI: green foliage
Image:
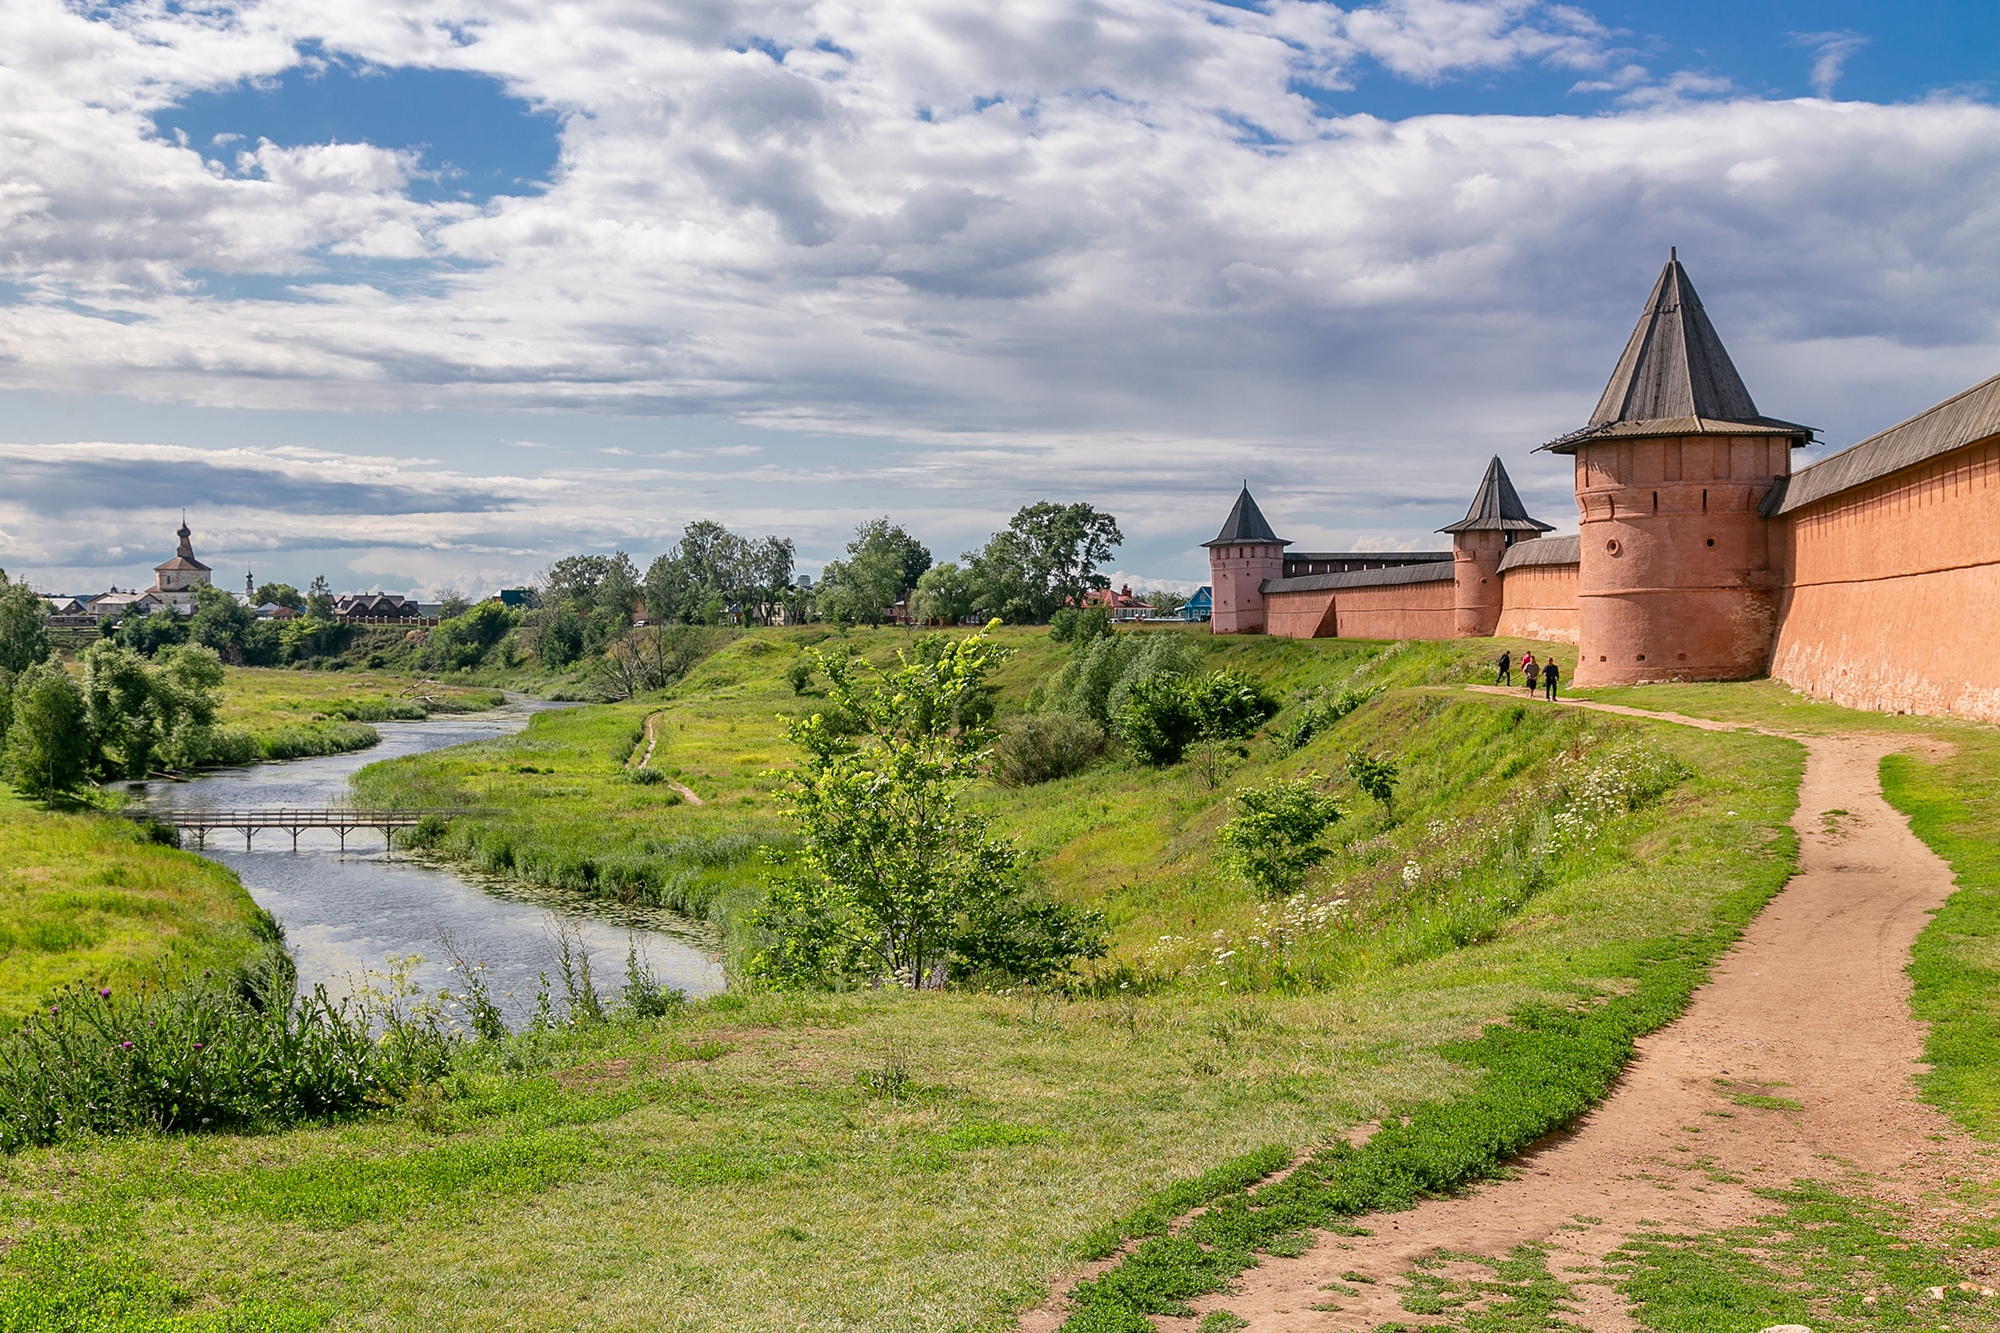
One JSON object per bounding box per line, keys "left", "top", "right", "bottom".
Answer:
{"left": 305, "top": 575, "right": 335, "bottom": 620}
{"left": 784, "top": 656, "right": 815, "bottom": 695}
{"left": 1217, "top": 777, "right": 1342, "bottom": 898}
{"left": 1051, "top": 630, "right": 1200, "bottom": 724}
{"left": 992, "top": 712, "right": 1108, "bottom": 787}
{"left": 1048, "top": 605, "right": 1114, "bottom": 644}
{"left": 1345, "top": 750, "right": 1400, "bottom": 809}
{"left": 1611, "top": 1183, "right": 1977, "bottom": 1332}
{"left": 963, "top": 502, "right": 1123, "bottom": 624}
{"left": 252, "top": 581, "right": 303, "bottom": 610}
{"left": 5, "top": 659, "right": 91, "bottom": 803}
{"left": 1280, "top": 684, "right": 1382, "bottom": 751}
{"left": 421, "top": 601, "right": 518, "bottom": 673}
{"left": 815, "top": 518, "right": 931, "bottom": 626}
{"left": 113, "top": 607, "right": 189, "bottom": 657}
{"left": 0, "top": 971, "right": 450, "bottom": 1152}
{"left": 911, "top": 560, "right": 977, "bottom": 624}
{"left": 643, "top": 523, "right": 795, "bottom": 626}
{"left": 752, "top": 626, "right": 1103, "bottom": 988}
{"left": 1116, "top": 670, "right": 1278, "bottom": 766}
{"left": 0, "top": 570, "right": 51, "bottom": 675}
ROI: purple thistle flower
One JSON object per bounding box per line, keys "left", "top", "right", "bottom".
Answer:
{"left": 120, "top": 1041, "right": 133, "bottom": 1050}
{"left": 99, "top": 988, "right": 111, "bottom": 999}
{"left": 192, "top": 1041, "right": 203, "bottom": 1051}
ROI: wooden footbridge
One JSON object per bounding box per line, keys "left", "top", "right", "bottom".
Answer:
{"left": 137, "top": 808, "right": 470, "bottom": 853}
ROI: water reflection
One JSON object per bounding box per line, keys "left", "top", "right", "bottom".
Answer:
{"left": 139, "top": 699, "right": 725, "bottom": 1022}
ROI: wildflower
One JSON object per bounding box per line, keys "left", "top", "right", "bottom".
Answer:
{"left": 192, "top": 1042, "right": 203, "bottom": 1051}
{"left": 120, "top": 1041, "right": 133, "bottom": 1050}
{"left": 98, "top": 988, "right": 111, "bottom": 1000}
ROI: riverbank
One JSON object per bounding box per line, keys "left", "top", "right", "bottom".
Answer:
{"left": 0, "top": 790, "right": 275, "bottom": 1020}
{"left": 213, "top": 667, "right": 505, "bottom": 764}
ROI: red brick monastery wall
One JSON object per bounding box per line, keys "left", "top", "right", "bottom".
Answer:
{"left": 1331, "top": 579, "right": 1456, "bottom": 639}
{"left": 1261, "top": 580, "right": 1457, "bottom": 640}
{"left": 1494, "top": 563, "right": 1579, "bottom": 643}
{"left": 1263, "top": 588, "right": 1337, "bottom": 638}
{"left": 1771, "top": 433, "right": 2000, "bottom": 721}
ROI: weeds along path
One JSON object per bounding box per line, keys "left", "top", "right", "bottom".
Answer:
{"left": 632, "top": 711, "right": 704, "bottom": 806}
{"left": 1161, "top": 696, "right": 1989, "bottom": 1331}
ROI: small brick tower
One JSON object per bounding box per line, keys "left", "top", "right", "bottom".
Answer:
{"left": 1439, "top": 456, "right": 1552, "bottom": 637}
{"left": 1544, "top": 252, "right": 1812, "bottom": 685}
{"left": 1204, "top": 484, "right": 1288, "bottom": 634}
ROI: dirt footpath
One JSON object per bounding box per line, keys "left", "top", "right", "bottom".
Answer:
{"left": 1036, "top": 699, "right": 1998, "bottom": 1331}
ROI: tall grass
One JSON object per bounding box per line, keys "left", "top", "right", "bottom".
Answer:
{"left": 0, "top": 971, "right": 441, "bottom": 1151}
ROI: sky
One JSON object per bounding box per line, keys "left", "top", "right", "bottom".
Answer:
{"left": 2, "top": 0, "right": 1998, "bottom": 596}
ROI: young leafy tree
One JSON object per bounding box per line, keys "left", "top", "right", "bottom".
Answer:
{"left": 5, "top": 661, "right": 92, "bottom": 804}
{"left": 0, "top": 572, "right": 52, "bottom": 675}
{"left": 81, "top": 642, "right": 157, "bottom": 779}
{"left": 751, "top": 625, "right": 1102, "bottom": 988}
{"left": 1218, "top": 776, "right": 1342, "bottom": 898}
{"left": 1346, "top": 750, "right": 1400, "bottom": 812}
{"left": 189, "top": 585, "right": 256, "bottom": 663}
{"left": 305, "top": 575, "right": 336, "bottom": 621}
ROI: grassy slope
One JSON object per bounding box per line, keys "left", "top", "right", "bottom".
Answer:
{"left": 0, "top": 634, "right": 1804, "bottom": 1331}
{"left": 0, "top": 790, "right": 272, "bottom": 1020}
{"left": 1881, "top": 735, "right": 2000, "bottom": 1139}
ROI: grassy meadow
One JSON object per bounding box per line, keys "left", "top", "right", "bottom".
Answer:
{"left": 214, "top": 668, "right": 505, "bottom": 763}
{"left": 0, "top": 790, "right": 275, "bottom": 1021}
{"left": 0, "top": 628, "right": 1822, "bottom": 1330}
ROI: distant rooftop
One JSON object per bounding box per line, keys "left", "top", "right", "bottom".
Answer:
{"left": 1439, "top": 456, "right": 1555, "bottom": 535}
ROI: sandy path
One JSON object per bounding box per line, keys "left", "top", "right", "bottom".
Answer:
{"left": 1033, "top": 696, "right": 1993, "bottom": 1331}
{"left": 633, "top": 712, "right": 704, "bottom": 806}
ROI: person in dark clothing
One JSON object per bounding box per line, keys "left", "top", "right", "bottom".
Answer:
{"left": 1543, "top": 659, "right": 1560, "bottom": 701}
{"left": 1496, "top": 650, "right": 1511, "bottom": 686}
{"left": 1520, "top": 651, "right": 1537, "bottom": 695}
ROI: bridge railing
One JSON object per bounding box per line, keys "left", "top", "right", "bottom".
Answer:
{"left": 133, "top": 807, "right": 475, "bottom": 829}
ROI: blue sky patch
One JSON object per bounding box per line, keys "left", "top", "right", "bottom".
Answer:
{"left": 155, "top": 58, "right": 564, "bottom": 205}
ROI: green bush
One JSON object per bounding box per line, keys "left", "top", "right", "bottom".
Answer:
{"left": 1218, "top": 777, "right": 1342, "bottom": 897}
{"left": 1048, "top": 606, "right": 1113, "bottom": 644}
{"left": 992, "top": 713, "right": 1108, "bottom": 786}
{"left": 1116, "top": 670, "right": 1278, "bottom": 766}
{"left": 0, "top": 972, "right": 450, "bottom": 1151}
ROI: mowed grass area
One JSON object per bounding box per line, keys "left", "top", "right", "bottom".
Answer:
{"left": 0, "top": 632, "right": 1808, "bottom": 1331}
{"left": 0, "top": 790, "right": 273, "bottom": 1021}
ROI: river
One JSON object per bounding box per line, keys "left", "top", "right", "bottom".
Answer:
{"left": 137, "top": 700, "right": 726, "bottom": 1022}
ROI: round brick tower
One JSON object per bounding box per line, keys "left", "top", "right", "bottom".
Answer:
{"left": 1439, "top": 456, "right": 1553, "bottom": 637}
{"left": 1204, "top": 484, "right": 1288, "bottom": 634}
{"left": 1545, "top": 253, "right": 1812, "bottom": 686}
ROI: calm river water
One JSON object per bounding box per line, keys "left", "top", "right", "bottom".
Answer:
{"left": 137, "top": 700, "right": 725, "bottom": 1021}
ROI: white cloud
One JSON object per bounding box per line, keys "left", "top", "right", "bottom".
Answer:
{"left": 0, "top": 0, "right": 1996, "bottom": 591}
{"left": 1793, "top": 29, "right": 1869, "bottom": 100}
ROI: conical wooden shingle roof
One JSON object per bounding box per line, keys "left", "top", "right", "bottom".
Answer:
{"left": 1544, "top": 252, "right": 1813, "bottom": 453}
{"left": 1202, "top": 484, "right": 1289, "bottom": 548}
{"left": 1438, "top": 456, "right": 1554, "bottom": 534}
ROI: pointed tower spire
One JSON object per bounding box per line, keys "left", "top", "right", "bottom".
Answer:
{"left": 1438, "top": 457, "right": 1555, "bottom": 534}
{"left": 1202, "top": 484, "right": 1289, "bottom": 548}
{"left": 1544, "top": 253, "right": 1812, "bottom": 452}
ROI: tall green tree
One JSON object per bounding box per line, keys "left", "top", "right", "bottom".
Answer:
{"left": 5, "top": 661, "right": 91, "bottom": 804}
{"left": 911, "top": 561, "right": 976, "bottom": 624}
{"left": 0, "top": 571, "right": 52, "bottom": 675}
{"left": 252, "top": 582, "right": 303, "bottom": 610}
{"left": 305, "top": 576, "right": 335, "bottom": 621}
{"left": 750, "top": 626, "right": 1102, "bottom": 988}
{"left": 963, "top": 503, "right": 1123, "bottom": 623}
{"left": 816, "top": 518, "right": 930, "bottom": 625}
{"left": 189, "top": 585, "right": 257, "bottom": 663}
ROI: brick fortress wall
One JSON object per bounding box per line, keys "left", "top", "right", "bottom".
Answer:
{"left": 1771, "top": 431, "right": 2000, "bottom": 722}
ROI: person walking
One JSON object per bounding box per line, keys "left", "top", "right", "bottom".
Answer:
{"left": 1543, "top": 658, "right": 1560, "bottom": 701}
{"left": 1496, "top": 650, "right": 1511, "bottom": 686}
{"left": 1520, "top": 651, "right": 1537, "bottom": 695}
